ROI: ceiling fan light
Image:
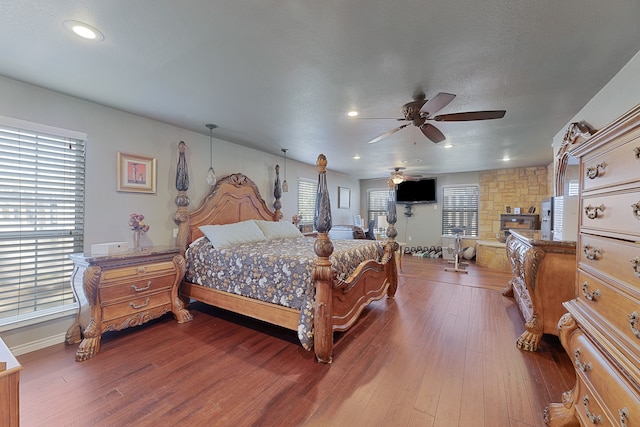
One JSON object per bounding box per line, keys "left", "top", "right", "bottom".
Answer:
{"left": 392, "top": 176, "right": 404, "bottom": 184}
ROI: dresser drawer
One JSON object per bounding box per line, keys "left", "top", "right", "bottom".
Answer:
{"left": 99, "top": 273, "right": 175, "bottom": 303}
{"left": 569, "top": 330, "right": 640, "bottom": 426}
{"left": 577, "top": 270, "right": 640, "bottom": 357}
{"left": 579, "top": 233, "right": 640, "bottom": 291}
{"left": 101, "top": 290, "right": 172, "bottom": 322}
{"left": 581, "top": 133, "right": 640, "bottom": 192}
{"left": 581, "top": 189, "right": 640, "bottom": 239}
{"left": 100, "top": 260, "right": 176, "bottom": 284}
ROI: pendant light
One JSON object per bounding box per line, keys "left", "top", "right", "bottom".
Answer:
{"left": 206, "top": 123, "right": 217, "bottom": 186}
{"left": 281, "top": 148, "right": 289, "bottom": 192}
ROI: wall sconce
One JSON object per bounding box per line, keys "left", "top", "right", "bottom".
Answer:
{"left": 281, "top": 148, "right": 289, "bottom": 192}
{"left": 206, "top": 123, "right": 217, "bottom": 186}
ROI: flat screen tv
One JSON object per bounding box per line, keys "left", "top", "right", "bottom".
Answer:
{"left": 396, "top": 178, "right": 437, "bottom": 204}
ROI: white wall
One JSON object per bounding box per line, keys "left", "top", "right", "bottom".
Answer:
{"left": 360, "top": 171, "right": 480, "bottom": 248}
{"left": 553, "top": 49, "right": 640, "bottom": 153}
{"left": 0, "top": 76, "right": 359, "bottom": 352}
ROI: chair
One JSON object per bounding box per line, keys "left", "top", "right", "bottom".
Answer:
{"left": 365, "top": 219, "right": 376, "bottom": 240}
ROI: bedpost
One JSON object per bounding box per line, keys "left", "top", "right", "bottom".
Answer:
{"left": 313, "top": 154, "right": 334, "bottom": 363}
{"left": 385, "top": 178, "right": 399, "bottom": 297}
{"left": 174, "top": 141, "right": 191, "bottom": 253}
{"left": 273, "top": 164, "right": 283, "bottom": 220}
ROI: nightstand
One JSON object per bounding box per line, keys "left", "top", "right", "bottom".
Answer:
{"left": 65, "top": 246, "right": 192, "bottom": 361}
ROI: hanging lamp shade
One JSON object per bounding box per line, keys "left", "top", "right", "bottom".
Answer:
{"left": 206, "top": 123, "right": 217, "bottom": 186}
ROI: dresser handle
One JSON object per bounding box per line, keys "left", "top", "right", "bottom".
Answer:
{"left": 574, "top": 348, "right": 592, "bottom": 372}
{"left": 586, "top": 162, "right": 606, "bottom": 179}
{"left": 583, "top": 245, "right": 601, "bottom": 261}
{"left": 630, "top": 311, "right": 640, "bottom": 339}
{"left": 582, "top": 395, "right": 602, "bottom": 424}
{"left": 137, "top": 266, "right": 147, "bottom": 274}
{"left": 632, "top": 202, "right": 640, "bottom": 219}
{"left": 619, "top": 407, "right": 629, "bottom": 426}
{"left": 634, "top": 146, "right": 640, "bottom": 159}
{"left": 131, "top": 281, "right": 151, "bottom": 292}
{"left": 584, "top": 204, "right": 605, "bottom": 219}
{"left": 632, "top": 257, "right": 640, "bottom": 278}
{"left": 130, "top": 298, "right": 150, "bottom": 310}
{"left": 581, "top": 281, "right": 600, "bottom": 301}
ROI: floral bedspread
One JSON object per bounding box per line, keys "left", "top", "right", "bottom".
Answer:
{"left": 185, "top": 236, "right": 384, "bottom": 350}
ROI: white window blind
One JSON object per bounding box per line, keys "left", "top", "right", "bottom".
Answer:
{"left": 442, "top": 185, "right": 479, "bottom": 236}
{"left": 297, "top": 178, "right": 317, "bottom": 227}
{"left": 0, "top": 118, "right": 86, "bottom": 325}
{"left": 568, "top": 180, "right": 579, "bottom": 196}
{"left": 367, "top": 189, "right": 387, "bottom": 228}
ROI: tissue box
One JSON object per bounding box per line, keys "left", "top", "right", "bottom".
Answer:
{"left": 91, "top": 241, "right": 129, "bottom": 256}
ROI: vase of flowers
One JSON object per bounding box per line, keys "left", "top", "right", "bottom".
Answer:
{"left": 129, "top": 213, "right": 150, "bottom": 251}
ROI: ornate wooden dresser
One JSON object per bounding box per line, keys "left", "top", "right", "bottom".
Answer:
{"left": 65, "top": 247, "right": 192, "bottom": 361}
{"left": 503, "top": 230, "right": 576, "bottom": 352}
{"left": 546, "top": 105, "right": 640, "bottom": 426}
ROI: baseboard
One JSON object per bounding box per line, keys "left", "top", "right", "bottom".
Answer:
{"left": 10, "top": 332, "right": 66, "bottom": 356}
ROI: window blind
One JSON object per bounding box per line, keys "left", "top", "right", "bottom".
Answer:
{"left": 0, "top": 118, "right": 86, "bottom": 325}
{"left": 442, "top": 185, "right": 479, "bottom": 236}
{"left": 367, "top": 189, "right": 387, "bottom": 228}
{"left": 297, "top": 178, "right": 317, "bottom": 226}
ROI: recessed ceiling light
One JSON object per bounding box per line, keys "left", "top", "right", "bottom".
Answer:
{"left": 443, "top": 144, "right": 453, "bottom": 148}
{"left": 502, "top": 156, "right": 510, "bottom": 161}
{"left": 401, "top": 159, "right": 422, "bottom": 164}
{"left": 64, "top": 20, "right": 105, "bottom": 42}
{"left": 347, "top": 111, "right": 359, "bottom": 117}
{"left": 353, "top": 155, "right": 360, "bottom": 160}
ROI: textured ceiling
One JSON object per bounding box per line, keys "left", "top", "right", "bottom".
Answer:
{"left": 1, "top": 1, "right": 640, "bottom": 179}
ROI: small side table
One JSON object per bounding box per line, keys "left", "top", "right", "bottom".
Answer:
{"left": 65, "top": 246, "right": 192, "bottom": 361}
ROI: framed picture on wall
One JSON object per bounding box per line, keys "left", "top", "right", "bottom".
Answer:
{"left": 117, "top": 152, "right": 157, "bottom": 193}
{"left": 338, "top": 186, "right": 350, "bottom": 209}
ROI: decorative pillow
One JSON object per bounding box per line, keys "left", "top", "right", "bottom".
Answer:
{"left": 199, "top": 220, "right": 267, "bottom": 248}
{"left": 254, "top": 220, "right": 303, "bottom": 240}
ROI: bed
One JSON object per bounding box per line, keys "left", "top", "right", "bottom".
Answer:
{"left": 173, "top": 145, "right": 399, "bottom": 362}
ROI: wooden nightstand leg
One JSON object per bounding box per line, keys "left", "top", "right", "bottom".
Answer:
{"left": 75, "top": 319, "right": 101, "bottom": 362}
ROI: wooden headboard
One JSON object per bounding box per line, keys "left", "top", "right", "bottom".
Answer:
{"left": 174, "top": 142, "right": 282, "bottom": 250}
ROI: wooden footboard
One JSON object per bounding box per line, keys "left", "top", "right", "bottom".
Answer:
{"left": 174, "top": 145, "right": 398, "bottom": 363}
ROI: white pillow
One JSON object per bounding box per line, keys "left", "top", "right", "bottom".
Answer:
{"left": 199, "top": 220, "right": 267, "bottom": 249}
{"left": 255, "top": 220, "right": 303, "bottom": 240}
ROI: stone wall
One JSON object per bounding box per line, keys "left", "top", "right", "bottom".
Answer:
{"left": 478, "top": 166, "right": 551, "bottom": 240}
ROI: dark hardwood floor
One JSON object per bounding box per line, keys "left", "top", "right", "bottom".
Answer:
{"left": 18, "top": 256, "right": 574, "bottom": 426}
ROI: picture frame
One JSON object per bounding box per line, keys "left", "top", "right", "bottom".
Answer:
{"left": 117, "top": 152, "right": 157, "bottom": 194}
{"left": 513, "top": 207, "right": 521, "bottom": 214}
{"left": 338, "top": 186, "right": 350, "bottom": 209}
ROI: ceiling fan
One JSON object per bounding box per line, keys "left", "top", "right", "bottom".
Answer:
{"left": 390, "top": 167, "right": 421, "bottom": 184}
{"left": 366, "top": 91, "right": 506, "bottom": 144}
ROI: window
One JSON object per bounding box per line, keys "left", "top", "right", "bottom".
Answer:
{"left": 0, "top": 117, "right": 86, "bottom": 326}
{"left": 442, "top": 185, "right": 479, "bottom": 236}
{"left": 568, "top": 180, "right": 579, "bottom": 196}
{"left": 297, "top": 178, "right": 317, "bottom": 229}
{"left": 367, "top": 189, "right": 388, "bottom": 228}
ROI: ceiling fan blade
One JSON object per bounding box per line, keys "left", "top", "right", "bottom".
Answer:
{"left": 367, "top": 124, "right": 409, "bottom": 144}
{"left": 419, "top": 92, "right": 456, "bottom": 116}
{"left": 433, "top": 110, "right": 506, "bottom": 122}
{"left": 420, "top": 123, "right": 446, "bottom": 143}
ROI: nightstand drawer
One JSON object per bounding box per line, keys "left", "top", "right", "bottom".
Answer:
{"left": 101, "top": 290, "right": 172, "bottom": 322}
{"left": 100, "top": 261, "right": 176, "bottom": 283}
{"left": 99, "top": 274, "right": 175, "bottom": 302}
